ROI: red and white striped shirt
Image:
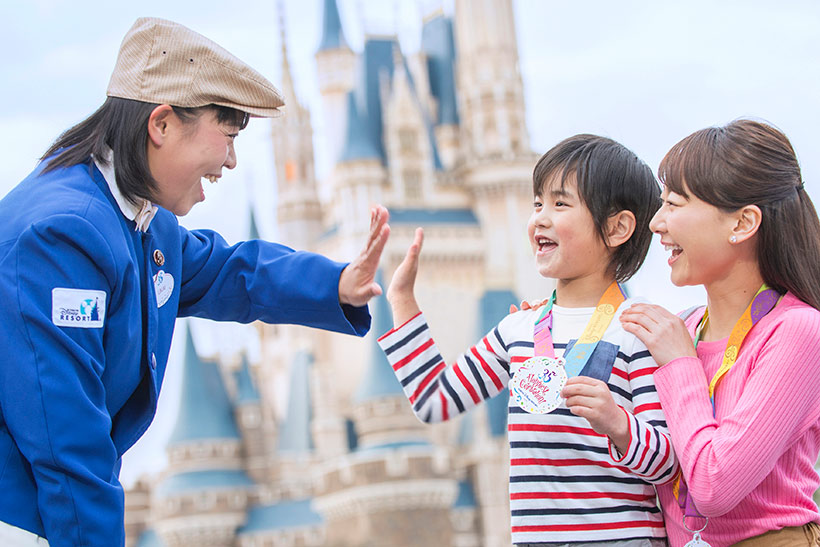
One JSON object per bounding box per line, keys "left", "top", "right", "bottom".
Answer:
{"left": 378, "top": 300, "right": 678, "bottom": 544}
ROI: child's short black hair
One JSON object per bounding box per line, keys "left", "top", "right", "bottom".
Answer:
{"left": 533, "top": 134, "right": 660, "bottom": 282}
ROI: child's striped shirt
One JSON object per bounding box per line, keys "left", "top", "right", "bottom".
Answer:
{"left": 378, "top": 300, "right": 678, "bottom": 544}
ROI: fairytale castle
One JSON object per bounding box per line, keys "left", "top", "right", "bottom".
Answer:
{"left": 124, "top": 0, "right": 551, "bottom": 545}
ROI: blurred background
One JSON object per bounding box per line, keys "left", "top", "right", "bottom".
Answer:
{"left": 2, "top": 0, "right": 819, "bottom": 545}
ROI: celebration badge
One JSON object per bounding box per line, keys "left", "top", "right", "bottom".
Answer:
{"left": 510, "top": 356, "right": 567, "bottom": 414}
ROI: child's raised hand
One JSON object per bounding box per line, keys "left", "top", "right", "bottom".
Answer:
{"left": 561, "top": 377, "right": 629, "bottom": 454}
{"left": 386, "top": 227, "right": 424, "bottom": 326}
{"left": 619, "top": 303, "right": 696, "bottom": 365}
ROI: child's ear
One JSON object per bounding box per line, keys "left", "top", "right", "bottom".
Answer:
{"left": 605, "top": 210, "right": 636, "bottom": 248}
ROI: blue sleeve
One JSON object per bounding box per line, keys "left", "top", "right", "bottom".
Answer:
{"left": 176, "top": 227, "right": 370, "bottom": 336}
{"left": 0, "top": 216, "right": 124, "bottom": 547}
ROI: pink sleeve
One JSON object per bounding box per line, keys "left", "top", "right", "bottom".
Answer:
{"left": 654, "top": 311, "right": 820, "bottom": 517}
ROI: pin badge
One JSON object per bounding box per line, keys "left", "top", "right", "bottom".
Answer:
{"left": 153, "top": 249, "right": 165, "bottom": 267}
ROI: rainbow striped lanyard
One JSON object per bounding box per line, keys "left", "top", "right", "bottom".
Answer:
{"left": 674, "top": 284, "right": 781, "bottom": 523}
{"left": 533, "top": 281, "right": 626, "bottom": 376}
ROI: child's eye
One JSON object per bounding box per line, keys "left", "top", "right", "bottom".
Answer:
{"left": 533, "top": 201, "right": 542, "bottom": 209}
{"left": 555, "top": 201, "right": 567, "bottom": 207}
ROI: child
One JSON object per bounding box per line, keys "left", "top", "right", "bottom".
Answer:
{"left": 378, "top": 134, "right": 677, "bottom": 546}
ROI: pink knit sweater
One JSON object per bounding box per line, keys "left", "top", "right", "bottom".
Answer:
{"left": 654, "top": 292, "right": 820, "bottom": 546}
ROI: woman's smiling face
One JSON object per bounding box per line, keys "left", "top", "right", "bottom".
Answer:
{"left": 651, "top": 184, "right": 739, "bottom": 287}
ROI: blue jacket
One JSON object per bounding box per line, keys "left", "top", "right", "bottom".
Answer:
{"left": 0, "top": 159, "right": 369, "bottom": 546}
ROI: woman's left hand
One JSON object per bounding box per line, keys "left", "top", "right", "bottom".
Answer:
{"left": 620, "top": 303, "right": 697, "bottom": 365}
{"left": 338, "top": 205, "right": 390, "bottom": 307}
{"left": 561, "top": 376, "right": 629, "bottom": 451}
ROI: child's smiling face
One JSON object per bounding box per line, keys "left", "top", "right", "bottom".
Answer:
{"left": 527, "top": 173, "right": 613, "bottom": 286}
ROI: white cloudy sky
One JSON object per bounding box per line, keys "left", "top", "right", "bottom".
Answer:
{"left": 2, "top": 0, "right": 819, "bottom": 484}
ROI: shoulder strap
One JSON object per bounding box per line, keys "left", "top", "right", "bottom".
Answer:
{"left": 678, "top": 304, "right": 705, "bottom": 321}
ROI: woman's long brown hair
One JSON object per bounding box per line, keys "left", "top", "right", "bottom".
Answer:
{"left": 658, "top": 119, "right": 820, "bottom": 310}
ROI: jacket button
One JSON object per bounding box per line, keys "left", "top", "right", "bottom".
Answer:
{"left": 151, "top": 353, "right": 157, "bottom": 370}
{"left": 153, "top": 249, "right": 165, "bottom": 266}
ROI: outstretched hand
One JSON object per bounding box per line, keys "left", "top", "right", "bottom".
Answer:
{"left": 386, "top": 227, "right": 424, "bottom": 326}
{"left": 338, "top": 205, "right": 390, "bottom": 307}
{"left": 619, "top": 303, "right": 697, "bottom": 366}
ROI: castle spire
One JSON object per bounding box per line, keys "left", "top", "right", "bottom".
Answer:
{"left": 318, "top": 0, "right": 349, "bottom": 51}
{"left": 168, "top": 324, "right": 240, "bottom": 445}
{"left": 277, "top": 0, "right": 297, "bottom": 103}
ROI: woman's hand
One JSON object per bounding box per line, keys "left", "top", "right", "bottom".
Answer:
{"left": 561, "top": 376, "right": 629, "bottom": 453}
{"left": 386, "top": 227, "right": 424, "bottom": 326}
{"left": 338, "top": 205, "right": 390, "bottom": 307}
{"left": 620, "top": 303, "right": 697, "bottom": 365}
{"left": 509, "top": 298, "right": 547, "bottom": 314}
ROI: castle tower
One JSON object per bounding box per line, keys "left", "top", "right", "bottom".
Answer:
{"left": 313, "top": 282, "right": 458, "bottom": 546}
{"left": 467, "top": 291, "right": 513, "bottom": 547}
{"left": 383, "top": 45, "right": 437, "bottom": 206}
{"left": 276, "top": 349, "right": 319, "bottom": 494}
{"left": 234, "top": 355, "right": 274, "bottom": 483}
{"left": 420, "top": 11, "right": 461, "bottom": 170}
{"left": 453, "top": 0, "right": 529, "bottom": 160}
{"left": 152, "top": 325, "right": 253, "bottom": 547}
{"left": 273, "top": 1, "right": 323, "bottom": 251}
{"left": 234, "top": 350, "right": 326, "bottom": 546}
{"left": 315, "top": 0, "right": 357, "bottom": 169}
{"left": 452, "top": 0, "right": 548, "bottom": 300}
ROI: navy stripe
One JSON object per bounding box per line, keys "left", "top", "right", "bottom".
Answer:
{"left": 464, "top": 355, "right": 490, "bottom": 400}
{"left": 507, "top": 341, "right": 533, "bottom": 350}
{"left": 510, "top": 474, "right": 649, "bottom": 485}
{"left": 610, "top": 384, "right": 632, "bottom": 401}
{"left": 647, "top": 419, "right": 668, "bottom": 428}
{"left": 512, "top": 504, "right": 661, "bottom": 516}
{"left": 656, "top": 464, "right": 675, "bottom": 482}
{"left": 510, "top": 441, "right": 609, "bottom": 455}
{"left": 493, "top": 355, "right": 510, "bottom": 376}
{"left": 421, "top": 406, "right": 432, "bottom": 423}
{"left": 641, "top": 442, "right": 660, "bottom": 476}
{"left": 414, "top": 380, "right": 440, "bottom": 413}
{"left": 401, "top": 355, "right": 443, "bottom": 387}
{"left": 619, "top": 349, "right": 653, "bottom": 364}
{"left": 384, "top": 324, "right": 428, "bottom": 355}
{"left": 492, "top": 326, "right": 509, "bottom": 352}
{"left": 633, "top": 385, "right": 658, "bottom": 398}
{"left": 623, "top": 418, "right": 641, "bottom": 467}
{"left": 440, "top": 374, "right": 465, "bottom": 413}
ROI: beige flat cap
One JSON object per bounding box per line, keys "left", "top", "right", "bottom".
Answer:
{"left": 107, "top": 17, "right": 284, "bottom": 117}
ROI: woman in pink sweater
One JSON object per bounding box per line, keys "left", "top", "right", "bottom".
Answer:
{"left": 620, "top": 119, "right": 820, "bottom": 547}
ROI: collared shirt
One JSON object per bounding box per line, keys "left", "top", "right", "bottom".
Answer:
{"left": 93, "top": 148, "right": 157, "bottom": 232}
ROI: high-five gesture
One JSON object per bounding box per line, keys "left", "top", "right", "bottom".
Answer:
{"left": 386, "top": 227, "right": 424, "bottom": 326}
{"left": 338, "top": 205, "right": 391, "bottom": 307}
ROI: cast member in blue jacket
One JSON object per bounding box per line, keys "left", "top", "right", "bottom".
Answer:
{"left": 0, "top": 17, "right": 390, "bottom": 547}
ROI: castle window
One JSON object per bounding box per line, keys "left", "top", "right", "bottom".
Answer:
{"left": 398, "top": 129, "right": 418, "bottom": 153}
{"left": 403, "top": 170, "right": 422, "bottom": 201}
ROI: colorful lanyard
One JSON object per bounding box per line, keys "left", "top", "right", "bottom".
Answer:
{"left": 673, "top": 284, "right": 781, "bottom": 523}
{"left": 532, "top": 281, "right": 626, "bottom": 376}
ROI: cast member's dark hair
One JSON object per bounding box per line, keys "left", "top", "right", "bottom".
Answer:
{"left": 533, "top": 134, "right": 660, "bottom": 282}
{"left": 41, "top": 97, "right": 248, "bottom": 206}
{"left": 658, "top": 118, "right": 820, "bottom": 310}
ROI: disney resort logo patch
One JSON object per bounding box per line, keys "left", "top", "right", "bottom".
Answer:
{"left": 52, "top": 288, "right": 106, "bottom": 328}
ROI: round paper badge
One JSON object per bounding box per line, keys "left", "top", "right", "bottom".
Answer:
{"left": 510, "top": 356, "right": 567, "bottom": 414}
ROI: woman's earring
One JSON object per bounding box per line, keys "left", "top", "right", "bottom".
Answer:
{"left": 730, "top": 235, "right": 738, "bottom": 243}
